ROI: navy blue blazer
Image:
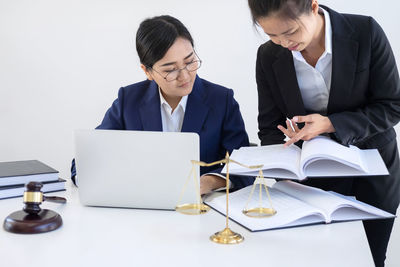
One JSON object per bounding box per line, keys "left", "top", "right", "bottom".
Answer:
{"left": 72, "top": 76, "right": 252, "bottom": 189}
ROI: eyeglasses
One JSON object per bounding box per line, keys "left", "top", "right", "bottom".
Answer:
{"left": 149, "top": 55, "right": 202, "bottom": 82}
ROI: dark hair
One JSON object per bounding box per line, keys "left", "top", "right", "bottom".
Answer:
{"left": 248, "top": 0, "right": 312, "bottom": 24}
{"left": 136, "top": 15, "right": 194, "bottom": 68}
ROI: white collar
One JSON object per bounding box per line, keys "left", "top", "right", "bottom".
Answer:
{"left": 158, "top": 87, "right": 188, "bottom": 113}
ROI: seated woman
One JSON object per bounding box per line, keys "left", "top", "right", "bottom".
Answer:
{"left": 71, "top": 15, "right": 252, "bottom": 194}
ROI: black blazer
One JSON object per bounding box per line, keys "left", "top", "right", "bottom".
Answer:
{"left": 256, "top": 5, "right": 400, "bottom": 150}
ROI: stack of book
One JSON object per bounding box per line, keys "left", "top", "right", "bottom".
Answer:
{"left": 0, "top": 160, "right": 66, "bottom": 200}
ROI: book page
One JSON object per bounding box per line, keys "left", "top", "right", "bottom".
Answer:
{"left": 205, "top": 185, "right": 325, "bottom": 231}
{"left": 358, "top": 149, "right": 389, "bottom": 176}
{"left": 273, "top": 181, "right": 353, "bottom": 223}
{"left": 327, "top": 191, "right": 395, "bottom": 221}
{"left": 273, "top": 181, "right": 395, "bottom": 223}
{"left": 224, "top": 144, "right": 303, "bottom": 179}
{"left": 300, "top": 136, "right": 367, "bottom": 176}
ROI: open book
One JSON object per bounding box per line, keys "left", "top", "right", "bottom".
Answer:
{"left": 223, "top": 136, "right": 388, "bottom": 180}
{"left": 205, "top": 180, "right": 395, "bottom": 232}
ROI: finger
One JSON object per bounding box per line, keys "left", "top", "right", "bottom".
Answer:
{"left": 292, "top": 114, "right": 314, "bottom": 123}
{"left": 284, "top": 132, "right": 305, "bottom": 147}
{"left": 284, "top": 137, "right": 298, "bottom": 147}
{"left": 284, "top": 138, "right": 295, "bottom": 147}
{"left": 285, "top": 120, "right": 295, "bottom": 132}
{"left": 291, "top": 120, "right": 301, "bottom": 132}
{"left": 277, "top": 125, "right": 294, "bottom": 138}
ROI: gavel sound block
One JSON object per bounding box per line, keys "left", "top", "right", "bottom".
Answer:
{"left": 3, "top": 181, "right": 67, "bottom": 234}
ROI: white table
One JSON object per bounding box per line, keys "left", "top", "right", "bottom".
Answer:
{"left": 0, "top": 181, "right": 374, "bottom": 267}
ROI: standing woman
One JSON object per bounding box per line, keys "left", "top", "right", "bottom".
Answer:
{"left": 71, "top": 15, "right": 252, "bottom": 194}
{"left": 248, "top": 0, "right": 400, "bottom": 266}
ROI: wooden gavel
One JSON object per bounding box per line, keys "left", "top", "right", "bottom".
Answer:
{"left": 22, "top": 181, "right": 66, "bottom": 214}
{"left": 3, "top": 181, "right": 67, "bottom": 234}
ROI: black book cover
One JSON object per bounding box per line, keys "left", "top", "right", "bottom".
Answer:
{"left": 0, "top": 160, "right": 58, "bottom": 178}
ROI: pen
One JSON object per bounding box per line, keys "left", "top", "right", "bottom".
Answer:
{"left": 286, "top": 117, "right": 295, "bottom": 131}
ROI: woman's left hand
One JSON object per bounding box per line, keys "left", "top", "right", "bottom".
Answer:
{"left": 200, "top": 175, "right": 226, "bottom": 195}
{"left": 279, "top": 114, "right": 336, "bottom": 147}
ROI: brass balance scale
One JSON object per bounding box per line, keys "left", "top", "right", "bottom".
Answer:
{"left": 175, "top": 152, "right": 276, "bottom": 244}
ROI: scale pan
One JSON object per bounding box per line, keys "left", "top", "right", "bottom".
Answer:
{"left": 175, "top": 203, "right": 210, "bottom": 215}
{"left": 242, "top": 207, "right": 277, "bottom": 218}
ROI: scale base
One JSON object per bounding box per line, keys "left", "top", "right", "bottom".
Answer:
{"left": 210, "top": 227, "right": 244, "bottom": 244}
{"left": 3, "top": 209, "right": 62, "bottom": 234}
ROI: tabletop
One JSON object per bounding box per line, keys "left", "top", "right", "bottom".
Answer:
{"left": 0, "top": 181, "right": 374, "bottom": 267}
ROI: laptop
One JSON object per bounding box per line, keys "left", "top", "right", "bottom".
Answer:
{"left": 74, "top": 129, "right": 200, "bottom": 210}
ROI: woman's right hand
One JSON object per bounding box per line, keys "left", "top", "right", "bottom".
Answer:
{"left": 278, "top": 114, "right": 335, "bottom": 147}
{"left": 277, "top": 118, "right": 301, "bottom": 139}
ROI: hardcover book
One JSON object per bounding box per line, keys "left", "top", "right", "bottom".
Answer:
{"left": 0, "top": 160, "right": 59, "bottom": 186}
{"left": 223, "top": 136, "right": 388, "bottom": 180}
{"left": 0, "top": 178, "right": 66, "bottom": 200}
{"left": 205, "top": 180, "right": 394, "bottom": 232}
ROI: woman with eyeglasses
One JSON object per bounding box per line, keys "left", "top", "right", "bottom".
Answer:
{"left": 71, "top": 15, "right": 252, "bottom": 194}
{"left": 247, "top": 0, "right": 400, "bottom": 266}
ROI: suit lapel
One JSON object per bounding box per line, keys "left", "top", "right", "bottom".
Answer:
{"left": 181, "top": 76, "right": 209, "bottom": 133}
{"left": 324, "top": 6, "right": 359, "bottom": 114}
{"left": 139, "top": 80, "right": 162, "bottom": 131}
{"left": 272, "top": 50, "right": 306, "bottom": 117}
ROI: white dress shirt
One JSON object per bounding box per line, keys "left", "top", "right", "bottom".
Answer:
{"left": 158, "top": 88, "right": 230, "bottom": 188}
{"left": 159, "top": 89, "right": 187, "bottom": 132}
{"left": 291, "top": 7, "right": 332, "bottom": 114}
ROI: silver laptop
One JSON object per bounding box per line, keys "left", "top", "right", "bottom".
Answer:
{"left": 74, "top": 129, "right": 200, "bottom": 210}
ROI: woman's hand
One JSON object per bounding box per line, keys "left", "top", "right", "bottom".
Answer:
{"left": 278, "top": 114, "right": 335, "bottom": 147}
{"left": 277, "top": 118, "right": 302, "bottom": 139}
{"left": 200, "top": 174, "right": 226, "bottom": 195}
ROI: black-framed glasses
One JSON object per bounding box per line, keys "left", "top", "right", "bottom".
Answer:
{"left": 149, "top": 54, "right": 202, "bottom": 82}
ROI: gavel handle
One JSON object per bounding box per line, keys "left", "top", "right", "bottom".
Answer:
{"left": 43, "top": 196, "right": 67, "bottom": 204}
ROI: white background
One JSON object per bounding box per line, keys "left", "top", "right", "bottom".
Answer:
{"left": 0, "top": 0, "right": 399, "bottom": 265}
